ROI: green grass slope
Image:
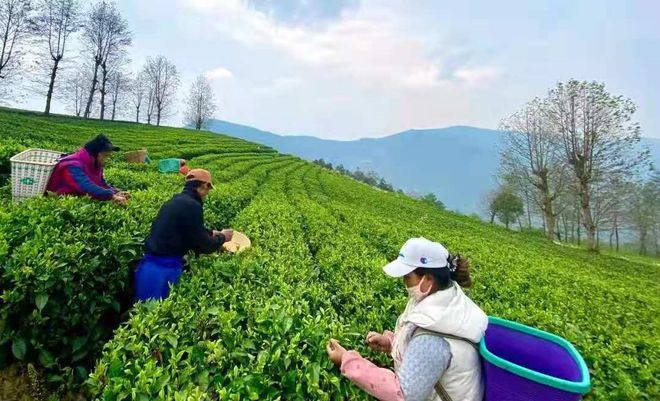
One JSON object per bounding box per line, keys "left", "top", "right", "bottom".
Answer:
{"left": 0, "top": 108, "right": 658, "bottom": 400}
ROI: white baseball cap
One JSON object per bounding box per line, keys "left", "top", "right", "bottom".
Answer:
{"left": 383, "top": 237, "right": 450, "bottom": 277}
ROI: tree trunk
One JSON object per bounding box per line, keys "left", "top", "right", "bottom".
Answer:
{"left": 615, "top": 218, "right": 620, "bottom": 252}
{"left": 584, "top": 216, "right": 598, "bottom": 251}
{"left": 525, "top": 193, "right": 532, "bottom": 229}
{"left": 639, "top": 230, "right": 647, "bottom": 255}
{"left": 135, "top": 107, "right": 140, "bottom": 123}
{"left": 45, "top": 57, "right": 61, "bottom": 115}
{"left": 542, "top": 195, "right": 556, "bottom": 241}
{"left": 490, "top": 213, "right": 495, "bottom": 224}
{"left": 156, "top": 107, "right": 162, "bottom": 126}
{"left": 84, "top": 62, "right": 101, "bottom": 119}
{"left": 75, "top": 85, "right": 82, "bottom": 117}
{"left": 99, "top": 65, "right": 109, "bottom": 120}
{"left": 581, "top": 196, "right": 597, "bottom": 251}
{"left": 576, "top": 204, "right": 581, "bottom": 245}
{"left": 111, "top": 99, "right": 117, "bottom": 121}
{"left": 542, "top": 213, "right": 546, "bottom": 233}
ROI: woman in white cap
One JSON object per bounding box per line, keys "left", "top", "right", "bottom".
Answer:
{"left": 327, "top": 238, "right": 488, "bottom": 401}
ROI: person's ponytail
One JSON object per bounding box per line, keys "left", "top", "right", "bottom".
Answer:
{"left": 450, "top": 254, "right": 472, "bottom": 288}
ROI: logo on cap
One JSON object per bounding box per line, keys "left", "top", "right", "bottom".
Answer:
{"left": 420, "top": 257, "right": 428, "bottom": 264}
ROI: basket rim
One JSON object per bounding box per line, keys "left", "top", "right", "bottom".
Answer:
{"left": 9, "top": 148, "right": 63, "bottom": 166}
{"left": 479, "top": 316, "right": 591, "bottom": 394}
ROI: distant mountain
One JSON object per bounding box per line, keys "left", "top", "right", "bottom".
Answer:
{"left": 206, "top": 119, "right": 660, "bottom": 214}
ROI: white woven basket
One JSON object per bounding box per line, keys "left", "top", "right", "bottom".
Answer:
{"left": 10, "top": 148, "right": 63, "bottom": 202}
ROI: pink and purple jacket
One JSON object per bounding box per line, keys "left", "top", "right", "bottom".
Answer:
{"left": 46, "top": 148, "right": 118, "bottom": 201}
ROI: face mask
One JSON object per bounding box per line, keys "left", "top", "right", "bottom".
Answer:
{"left": 406, "top": 276, "right": 431, "bottom": 302}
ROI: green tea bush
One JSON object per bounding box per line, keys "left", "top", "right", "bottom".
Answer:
{"left": 0, "top": 107, "right": 658, "bottom": 400}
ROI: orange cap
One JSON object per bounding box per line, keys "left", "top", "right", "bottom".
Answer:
{"left": 186, "top": 168, "right": 214, "bottom": 188}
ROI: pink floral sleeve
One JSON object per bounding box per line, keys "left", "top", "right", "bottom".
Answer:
{"left": 340, "top": 351, "right": 404, "bottom": 401}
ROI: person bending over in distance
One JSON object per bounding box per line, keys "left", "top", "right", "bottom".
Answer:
{"left": 134, "top": 169, "right": 234, "bottom": 301}
{"left": 46, "top": 134, "right": 130, "bottom": 205}
{"left": 180, "top": 159, "right": 190, "bottom": 176}
{"left": 327, "top": 238, "right": 488, "bottom": 401}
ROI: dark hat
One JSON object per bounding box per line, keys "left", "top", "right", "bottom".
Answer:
{"left": 84, "top": 134, "right": 120, "bottom": 156}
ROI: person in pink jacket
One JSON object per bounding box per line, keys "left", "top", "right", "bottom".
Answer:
{"left": 327, "top": 238, "right": 488, "bottom": 401}
{"left": 46, "top": 134, "right": 129, "bottom": 205}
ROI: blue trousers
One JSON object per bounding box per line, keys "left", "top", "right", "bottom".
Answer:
{"left": 134, "top": 254, "right": 184, "bottom": 301}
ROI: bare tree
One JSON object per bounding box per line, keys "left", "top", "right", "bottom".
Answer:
{"left": 145, "top": 80, "right": 155, "bottom": 124}
{"left": 626, "top": 172, "right": 660, "bottom": 255}
{"left": 500, "top": 99, "right": 567, "bottom": 240}
{"left": 478, "top": 189, "right": 497, "bottom": 224}
{"left": 62, "top": 59, "right": 91, "bottom": 116}
{"left": 554, "top": 184, "right": 583, "bottom": 244}
{"left": 594, "top": 177, "right": 631, "bottom": 251}
{"left": 142, "top": 66, "right": 156, "bottom": 125}
{"left": 0, "top": 0, "right": 31, "bottom": 85}
{"left": 143, "top": 55, "right": 179, "bottom": 126}
{"left": 80, "top": 0, "right": 131, "bottom": 119}
{"left": 32, "top": 0, "right": 79, "bottom": 115}
{"left": 130, "top": 69, "right": 146, "bottom": 122}
{"left": 545, "top": 80, "right": 650, "bottom": 251}
{"left": 107, "top": 68, "right": 128, "bottom": 120}
{"left": 184, "top": 74, "right": 216, "bottom": 130}
{"left": 98, "top": 49, "right": 128, "bottom": 120}
{"left": 649, "top": 170, "right": 660, "bottom": 256}
{"left": 502, "top": 170, "right": 548, "bottom": 231}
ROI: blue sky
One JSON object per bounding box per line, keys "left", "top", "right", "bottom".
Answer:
{"left": 14, "top": 0, "right": 660, "bottom": 139}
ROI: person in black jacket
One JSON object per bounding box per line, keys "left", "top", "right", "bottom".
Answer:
{"left": 134, "top": 169, "right": 234, "bottom": 301}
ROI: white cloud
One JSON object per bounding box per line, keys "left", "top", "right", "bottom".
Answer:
{"left": 179, "top": 0, "right": 487, "bottom": 90}
{"left": 454, "top": 67, "right": 500, "bottom": 85}
{"left": 171, "top": 0, "right": 511, "bottom": 138}
{"left": 205, "top": 66, "right": 234, "bottom": 80}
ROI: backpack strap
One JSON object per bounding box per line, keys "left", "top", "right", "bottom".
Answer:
{"left": 434, "top": 382, "right": 454, "bottom": 401}
{"left": 412, "top": 327, "right": 479, "bottom": 351}
{"left": 412, "top": 328, "right": 480, "bottom": 401}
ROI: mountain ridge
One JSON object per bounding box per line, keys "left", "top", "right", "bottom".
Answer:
{"left": 206, "top": 119, "right": 660, "bottom": 214}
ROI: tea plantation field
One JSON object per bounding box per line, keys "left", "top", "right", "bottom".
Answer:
{"left": 0, "top": 107, "right": 658, "bottom": 400}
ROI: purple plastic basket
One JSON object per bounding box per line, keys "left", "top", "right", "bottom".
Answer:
{"left": 480, "top": 317, "right": 591, "bottom": 401}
